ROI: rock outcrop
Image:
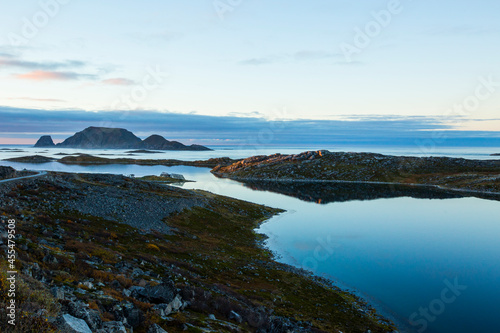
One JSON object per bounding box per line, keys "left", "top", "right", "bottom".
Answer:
{"left": 212, "top": 150, "right": 500, "bottom": 194}
{"left": 0, "top": 166, "right": 16, "bottom": 180}
{"left": 34, "top": 135, "right": 55, "bottom": 147}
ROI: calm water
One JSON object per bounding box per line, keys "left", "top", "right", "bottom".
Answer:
{"left": 1, "top": 146, "right": 500, "bottom": 333}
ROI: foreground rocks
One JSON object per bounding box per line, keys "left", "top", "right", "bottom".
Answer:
{"left": 0, "top": 171, "right": 397, "bottom": 332}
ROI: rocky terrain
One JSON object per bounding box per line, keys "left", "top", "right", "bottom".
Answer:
{"left": 0, "top": 171, "right": 396, "bottom": 333}
{"left": 212, "top": 150, "right": 500, "bottom": 195}
{"left": 0, "top": 166, "right": 18, "bottom": 180}
{"left": 5, "top": 154, "right": 237, "bottom": 169}
{"left": 34, "top": 127, "right": 212, "bottom": 151}
{"left": 6, "top": 155, "right": 56, "bottom": 163}
{"left": 0, "top": 166, "right": 34, "bottom": 180}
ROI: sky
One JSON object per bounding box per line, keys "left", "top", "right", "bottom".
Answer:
{"left": 0, "top": 0, "right": 500, "bottom": 146}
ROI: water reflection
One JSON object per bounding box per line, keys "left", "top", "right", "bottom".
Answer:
{"left": 238, "top": 180, "right": 497, "bottom": 204}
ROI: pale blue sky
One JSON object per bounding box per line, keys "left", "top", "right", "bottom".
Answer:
{"left": 1, "top": 0, "right": 500, "bottom": 144}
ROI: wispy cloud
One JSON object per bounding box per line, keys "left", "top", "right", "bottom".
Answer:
{"left": 7, "top": 97, "right": 66, "bottom": 103}
{"left": 101, "top": 78, "right": 136, "bottom": 86}
{"left": 293, "top": 50, "right": 342, "bottom": 61}
{"left": 239, "top": 56, "right": 281, "bottom": 66}
{"left": 240, "top": 50, "right": 343, "bottom": 66}
{"left": 424, "top": 25, "right": 499, "bottom": 36}
{"left": 0, "top": 57, "right": 85, "bottom": 70}
{"left": 13, "top": 70, "right": 96, "bottom": 81}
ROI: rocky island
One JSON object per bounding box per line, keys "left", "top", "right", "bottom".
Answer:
{"left": 34, "top": 127, "right": 212, "bottom": 151}
{"left": 212, "top": 150, "right": 500, "bottom": 195}
{"left": 0, "top": 171, "right": 396, "bottom": 333}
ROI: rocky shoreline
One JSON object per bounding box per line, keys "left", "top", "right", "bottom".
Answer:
{"left": 6, "top": 154, "right": 238, "bottom": 168}
{"left": 0, "top": 171, "right": 396, "bottom": 333}
{"left": 212, "top": 150, "right": 500, "bottom": 196}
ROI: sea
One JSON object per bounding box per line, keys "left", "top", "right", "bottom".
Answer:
{"left": 1, "top": 144, "right": 499, "bottom": 333}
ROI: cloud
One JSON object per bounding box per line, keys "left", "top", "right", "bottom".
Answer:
{"left": 101, "top": 78, "right": 136, "bottom": 86}
{"left": 0, "top": 107, "right": 499, "bottom": 147}
{"left": 7, "top": 97, "right": 66, "bottom": 103}
{"left": 0, "top": 57, "right": 85, "bottom": 70}
{"left": 239, "top": 56, "right": 281, "bottom": 66}
{"left": 293, "top": 50, "right": 342, "bottom": 61}
{"left": 240, "top": 50, "right": 344, "bottom": 65}
{"left": 13, "top": 70, "right": 96, "bottom": 81}
{"left": 424, "top": 25, "right": 499, "bottom": 36}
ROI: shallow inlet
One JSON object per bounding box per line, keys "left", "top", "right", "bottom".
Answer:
{"left": 1, "top": 146, "right": 500, "bottom": 333}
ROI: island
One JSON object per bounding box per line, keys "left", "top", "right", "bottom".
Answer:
{"left": 34, "top": 126, "right": 212, "bottom": 151}
{"left": 212, "top": 150, "right": 500, "bottom": 195}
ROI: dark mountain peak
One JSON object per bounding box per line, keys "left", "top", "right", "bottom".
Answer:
{"left": 36, "top": 127, "right": 212, "bottom": 150}
{"left": 34, "top": 135, "right": 55, "bottom": 147}
{"left": 57, "top": 127, "right": 143, "bottom": 149}
{"left": 143, "top": 134, "right": 211, "bottom": 151}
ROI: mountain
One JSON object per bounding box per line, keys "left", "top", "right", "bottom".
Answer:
{"left": 34, "top": 135, "right": 55, "bottom": 147}
{"left": 143, "top": 135, "right": 211, "bottom": 151}
{"left": 57, "top": 127, "right": 143, "bottom": 149}
{"left": 33, "top": 127, "right": 212, "bottom": 150}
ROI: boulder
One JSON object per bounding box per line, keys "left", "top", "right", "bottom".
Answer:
{"left": 138, "top": 280, "right": 176, "bottom": 304}
{"left": 67, "top": 301, "right": 102, "bottom": 330}
{"left": 50, "top": 287, "right": 65, "bottom": 300}
{"left": 58, "top": 314, "right": 92, "bottom": 333}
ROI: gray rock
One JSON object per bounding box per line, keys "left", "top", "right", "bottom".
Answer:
{"left": 138, "top": 281, "right": 175, "bottom": 304}
{"left": 68, "top": 301, "right": 102, "bottom": 330}
{"left": 50, "top": 287, "right": 65, "bottom": 300}
{"left": 59, "top": 314, "right": 92, "bottom": 333}
{"left": 82, "top": 281, "right": 94, "bottom": 290}
{"left": 123, "top": 303, "right": 144, "bottom": 328}
{"left": 170, "top": 295, "right": 183, "bottom": 312}
{"left": 229, "top": 310, "right": 242, "bottom": 323}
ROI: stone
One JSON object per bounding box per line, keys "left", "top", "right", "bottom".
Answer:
{"left": 59, "top": 314, "right": 92, "bottom": 333}
{"left": 68, "top": 301, "right": 102, "bottom": 330}
{"left": 138, "top": 281, "right": 175, "bottom": 303}
{"left": 123, "top": 303, "right": 144, "bottom": 328}
{"left": 229, "top": 310, "right": 242, "bottom": 323}
{"left": 51, "top": 287, "right": 65, "bottom": 300}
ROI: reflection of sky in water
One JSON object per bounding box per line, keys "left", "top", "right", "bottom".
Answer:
{"left": 1, "top": 147, "right": 500, "bottom": 333}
